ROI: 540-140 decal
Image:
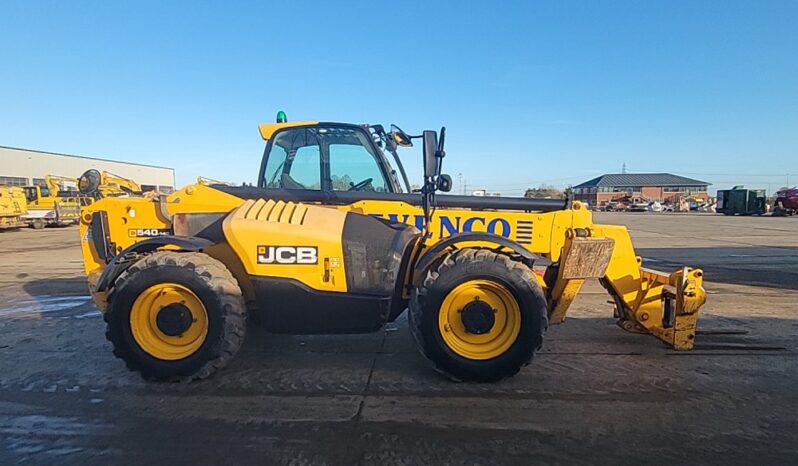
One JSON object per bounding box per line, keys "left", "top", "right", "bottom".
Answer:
{"left": 128, "top": 228, "right": 171, "bottom": 238}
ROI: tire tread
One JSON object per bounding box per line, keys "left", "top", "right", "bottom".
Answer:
{"left": 409, "top": 248, "right": 548, "bottom": 382}
{"left": 104, "top": 251, "right": 246, "bottom": 382}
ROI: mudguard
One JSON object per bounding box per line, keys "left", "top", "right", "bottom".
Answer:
{"left": 95, "top": 236, "right": 214, "bottom": 292}
{"left": 414, "top": 232, "right": 540, "bottom": 278}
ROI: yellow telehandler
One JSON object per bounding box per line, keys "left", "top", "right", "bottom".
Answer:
{"left": 77, "top": 116, "right": 706, "bottom": 382}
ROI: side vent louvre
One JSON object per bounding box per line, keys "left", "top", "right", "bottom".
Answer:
{"left": 242, "top": 199, "right": 307, "bottom": 225}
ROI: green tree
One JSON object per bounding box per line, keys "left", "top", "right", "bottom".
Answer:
{"left": 524, "top": 184, "right": 564, "bottom": 199}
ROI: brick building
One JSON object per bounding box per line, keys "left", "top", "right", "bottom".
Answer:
{"left": 573, "top": 173, "right": 710, "bottom": 207}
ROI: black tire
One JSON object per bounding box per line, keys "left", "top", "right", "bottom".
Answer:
{"left": 409, "top": 249, "right": 548, "bottom": 382}
{"left": 105, "top": 251, "right": 246, "bottom": 381}
{"left": 30, "top": 219, "right": 45, "bottom": 229}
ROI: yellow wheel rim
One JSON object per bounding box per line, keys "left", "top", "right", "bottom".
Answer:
{"left": 438, "top": 280, "right": 521, "bottom": 360}
{"left": 129, "top": 283, "right": 208, "bottom": 361}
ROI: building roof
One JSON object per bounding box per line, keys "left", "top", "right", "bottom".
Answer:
{"left": 0, "top": 145, "right": 174, "bottom": 171}
{"left": 573, "top": 173, "right": 710, "bottom": 189}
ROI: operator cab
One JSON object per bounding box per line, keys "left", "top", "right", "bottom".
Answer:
{"left": 242, "top": 116, "right": 570, "bottom": 215}
{"left": 23, "top": 185, "right": 48, "bottom": 203}
{"left": 258, "top": 123, "right": 404, "bottom": 193}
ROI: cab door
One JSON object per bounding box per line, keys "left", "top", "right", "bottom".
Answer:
{"left": 23, "top": 187, "right": 40, "bottom": 206}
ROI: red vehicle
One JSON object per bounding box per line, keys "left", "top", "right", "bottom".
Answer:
{"left": 773, "top": 187, "right": 798, "bottom": 216}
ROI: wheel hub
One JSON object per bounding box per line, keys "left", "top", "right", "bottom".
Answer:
{"left": 155, "top": 303, "right": 193, "bottom": 337}
{"left": 460, "top": 299, "right": 496, "bottom": 334}
{"left": 437, "top": 280, "right": 522, "bottom": 360}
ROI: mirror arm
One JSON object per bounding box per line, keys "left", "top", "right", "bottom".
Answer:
{"left": 435, "top": 149, "right": 445, "bottom": 178}
{"left": 420, "top": 176, "right": 438, "bottom": 241}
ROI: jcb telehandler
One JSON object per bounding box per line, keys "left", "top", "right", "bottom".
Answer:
{"left": 78, "top": 116, "right": 706, "bottom": 382}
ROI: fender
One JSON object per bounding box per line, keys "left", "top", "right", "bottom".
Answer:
{"left": 95, "top": 235, "right": 214, "bottom": 292}
{"left": 414, "top": 232, "right": 541, "bottom": 278}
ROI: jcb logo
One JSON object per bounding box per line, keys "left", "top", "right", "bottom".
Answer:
{"left": 257, "top": 246, "right": 318, "bottom": 264}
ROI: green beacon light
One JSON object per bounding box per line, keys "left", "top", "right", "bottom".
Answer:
{"left": 276, "top": 111, "right": 288, "bottom": 123}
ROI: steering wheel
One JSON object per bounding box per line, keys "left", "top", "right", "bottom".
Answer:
{"left": 348, "top": 178, "right": 374, "bottom": 191}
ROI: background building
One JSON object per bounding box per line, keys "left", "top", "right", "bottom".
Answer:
{"left": 0, "top": 146, "right": 174, "bottom": 193}
{"left": 573, "top": 173, "right": 710, "bottom": 206}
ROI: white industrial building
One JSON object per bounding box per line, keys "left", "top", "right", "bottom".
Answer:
{"left": 0, "top": 146, "right": 175, "bottom": 193}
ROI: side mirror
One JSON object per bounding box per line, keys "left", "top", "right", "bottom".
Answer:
{"left": 437, "top": 174, "right": 452, "bottom": 192}
{"left": 422, "top": 130, "right": 439, "bottom": 178}
{"left": 390, "top": 124, "right": 413, "bottom": 147}
{"left": 78, "top": 169, "right": 102, "bottom": 195}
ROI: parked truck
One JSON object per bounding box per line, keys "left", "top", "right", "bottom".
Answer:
{"left": 773, "top": 187, "right": 797, "bottom": 216}
{"left": 22, "top": 175, "right": 82, "bottom": 228}
{"left": 716, "top": 187, "right": 767, "bottom": 216}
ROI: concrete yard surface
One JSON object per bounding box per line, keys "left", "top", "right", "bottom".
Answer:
{"left": 1, "top": 213, "right": 797, "bottom": 464}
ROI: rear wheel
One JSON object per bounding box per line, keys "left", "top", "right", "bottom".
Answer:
{"left": 105, "top": 251, "right": 246, "bottom": 381}
{"left": 30, "top": 219, "right": 45, "bottom": 229}
{"left": 409, "top": 249, "right": 548, "bottom": 382}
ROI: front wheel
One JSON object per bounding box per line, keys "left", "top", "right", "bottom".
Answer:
{"left": 409, "top": 249, "right": 548, "bottom": 382}
{"left": 105, "top": 251, "right": 246, "bottom": 381}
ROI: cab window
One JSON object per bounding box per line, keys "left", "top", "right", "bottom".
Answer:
{"left": 261, "top": 125, "right": 390, "bottom": 192}
{"left": 23, "top": 187, "right": 39, "bottom": 202}
{"left": 291, "top": 146, "right": 322, "bottom": 189}
{"left": 263, "top": 133, "right": 322, "bottom": 190}
{"left": 329, "top": 142, "right": 388, "bottom": 192}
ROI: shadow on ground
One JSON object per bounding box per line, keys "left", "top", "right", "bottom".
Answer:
{"left": 22, "top": 277, "right": 89, "bottom": 297}
{"left": 638, "top": 246, "right": 798, "bottom": 290}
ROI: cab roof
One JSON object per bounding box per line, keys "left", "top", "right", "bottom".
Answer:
{"left": 257, "top": 121, "right": 373, "bottom": 140}
{"left": 258, "top": 121, "right": 319, "bottom": 140}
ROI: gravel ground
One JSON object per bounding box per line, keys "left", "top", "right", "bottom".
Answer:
{"left": 0, "top": 213, "right": 797, "bottom": 465}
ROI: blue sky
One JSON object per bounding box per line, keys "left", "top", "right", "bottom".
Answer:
{"left": 1, "top": 0, "right": 796, "bottom": 194}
